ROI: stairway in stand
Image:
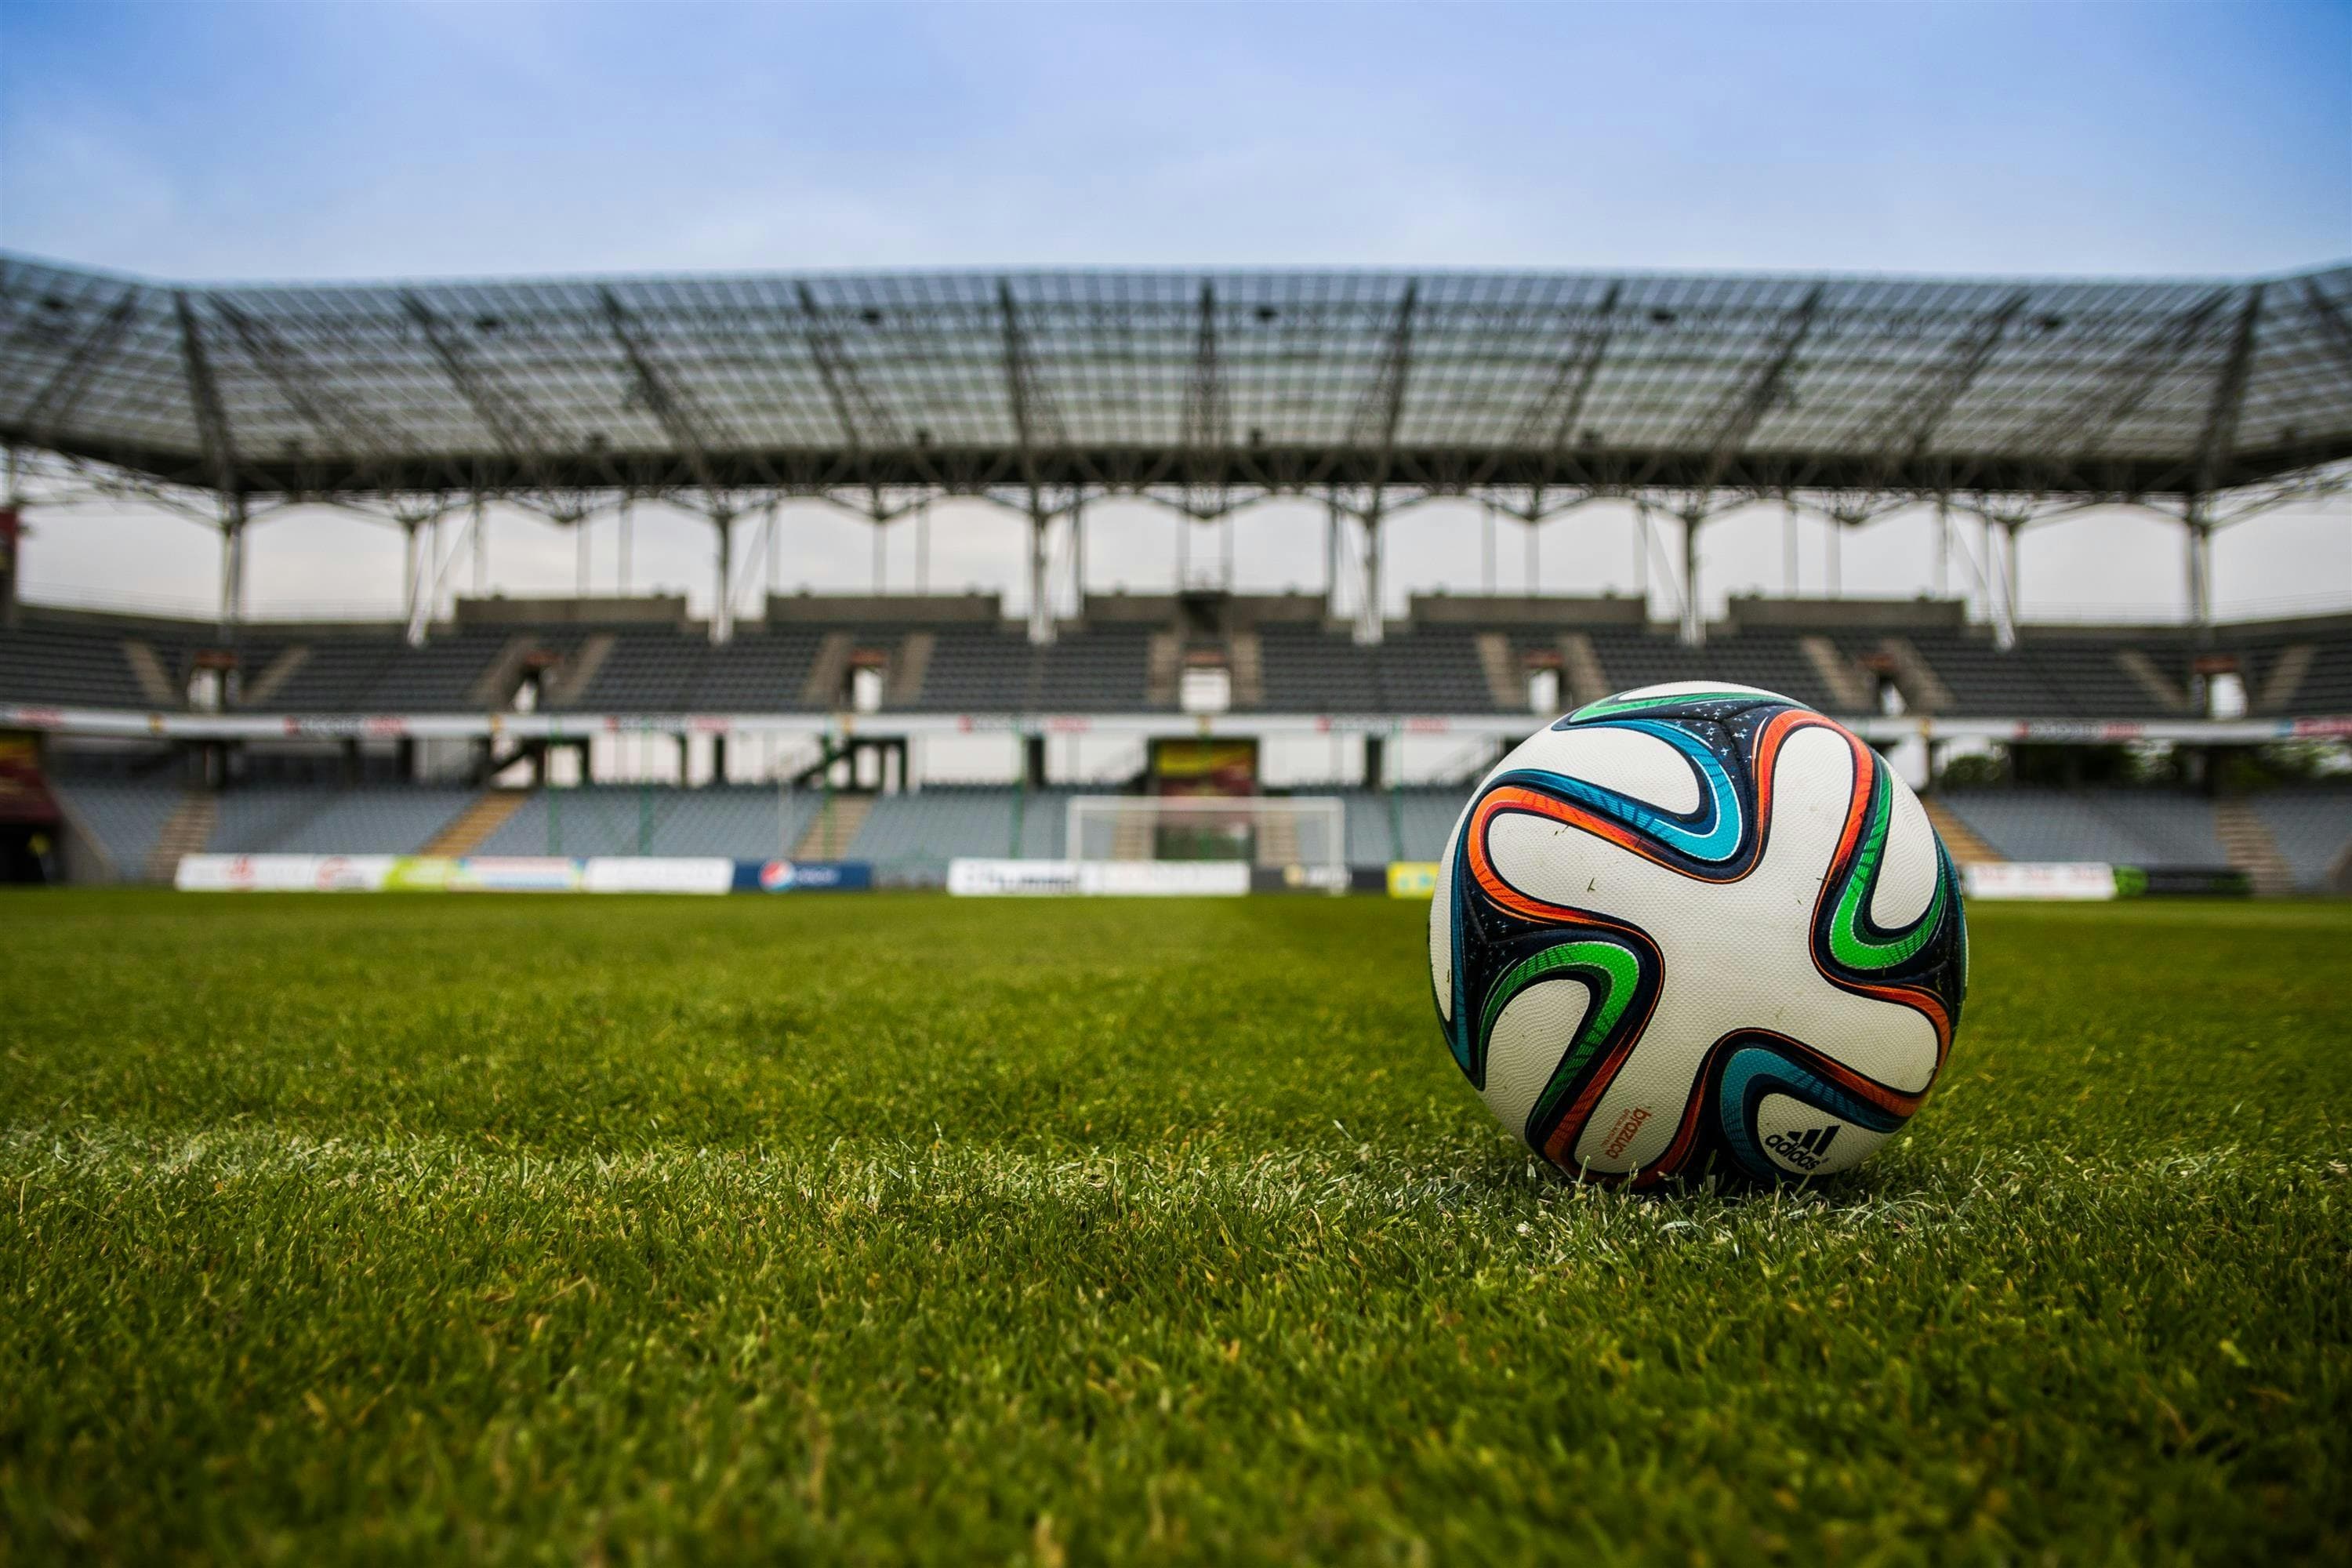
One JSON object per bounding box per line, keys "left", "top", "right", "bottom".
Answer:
{"left": 793, "top": 795, "right": 871, "bottom": 860}
{"left": 144, "top": 792, "right": 218, "bottom": 883}
{"left": 2213, "top": 800, "right": 2296, "bottom": 897}
{"left": 425, "top": 790, "right": 530, "bottom": 856}
{"left": 1922, "top": 798, "right": 2002, "bottom": 866}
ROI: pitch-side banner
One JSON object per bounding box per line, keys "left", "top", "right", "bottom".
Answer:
{"left": 1962, "top": 862, "right": 2118, "bottom": 901}
{"left": 731, "top": 859, "right": 875, "bottom": 892}
{"left": 948, "top": 858, "right": 1250, "bottom": 896}
{"left": 176, "top": 854, "right": 399, "bottom": 892}
{"left": 949, "top": 858, "right": 1083, "bottom": 896}
{"left": 582, "top": 857, "right": 735, "bottom": 895}
{"left": 1386, "top": 862, "right": 1440, "bottom": 898}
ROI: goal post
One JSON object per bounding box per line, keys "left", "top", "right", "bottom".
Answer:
{"left": 1065, "top": 795, "right": 1349, "bottom": 891}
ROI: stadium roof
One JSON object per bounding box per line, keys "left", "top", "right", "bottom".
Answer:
{"left": 3, "top": 253, "right": 2350, "bottom": 506}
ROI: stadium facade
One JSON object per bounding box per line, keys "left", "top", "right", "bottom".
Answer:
{"left": 1, "top": 254, "right": 2347, "bottom": 890}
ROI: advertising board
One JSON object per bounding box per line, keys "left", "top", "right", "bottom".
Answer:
{"left": 582, "top": 857, "right": 735, "bottom": 895}
{"left": 175, "top": 854, "right": 399, "bottom": 892}
{"left": 1962, "top": 862, "right": 2118, "bottom": 901}
{"left": 734, "top": 859, "right": 876, "bottom": 892}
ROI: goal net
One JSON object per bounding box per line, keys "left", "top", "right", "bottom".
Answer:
{"left": 1065, "top": 795, "right": 1349, "bottom": 891}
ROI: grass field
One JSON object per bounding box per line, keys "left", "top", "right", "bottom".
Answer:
{"left": 2, "top": 891, "right": 2347, "bottom": 1564}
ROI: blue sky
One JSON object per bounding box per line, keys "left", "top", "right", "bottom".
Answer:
{"left": 2, "top": 1, "right": 2347, "bottom": 623}
{"left": 5, "top": 0, "right": 2347, "bottom": 278}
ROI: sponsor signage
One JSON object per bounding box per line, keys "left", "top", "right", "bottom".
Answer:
{"left": 947, "top": 858, "right": 1250, "bottom": 896}
{"left": 950, "top": 858, "right": 1083, "bottom": 896}
{"left": 735, "top": 858, "right": 875, "bottom": 892}
{"left": 445, "top": 857, "right": 585, "bottom": 893}
{"left": 1962, "top": 862, "right": 2117, "bottom": 901}
{"left": 582, "top": 857, "right": 735, "bottom": 895}
{"left": 1081, "top": 860, "right": 1249, "bottom": 897}
{"left": 1386, "top": 861, "right": 1441, "bottom": 898}
{"left": 1249, "top": 863, "right": 1351, "bottom": 895}
{"left": 176, "top": 854, "right": 399, "bottom": 892}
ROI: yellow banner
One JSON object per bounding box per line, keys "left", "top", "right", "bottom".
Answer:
{"left": 1386, "top": 862, "right": 1439, "bottom": 898}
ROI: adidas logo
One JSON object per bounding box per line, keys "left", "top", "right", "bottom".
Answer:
{"left": 1763, "top": 1124, "right": 1841, "bottom": 1172}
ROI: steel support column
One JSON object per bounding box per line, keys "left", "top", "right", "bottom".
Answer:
{"left": 1, "top": 447, "right": 20, "bottom": 629}
{"left": 401, "top": 518, "right": 423, "bottom": 644}
{"left": 1933, "top": 496, "right": 1950, "bottom": 598}
{"left": 916, "top": 499, "right": 931, "bottom": 595}
{"left": 2004, "top": 521, "right": 2023, "bottom": 644}
{"left": 1679, "top": 511, "right": 1704, "bottom": 648}
{"left": 2185, "top": 496, "right": 2214, "bottom": 636}
{"left": 618, "top": 497, "right": 633, "bottom": 596}
{"left": 1784, "top": 499, "right": 1799, "bottom": 594}
{"left": 1481, "top": 502, "right": 1496, "bottom": 595}
{"left": 1324, "top": 498, "right": 1342, "bottom": 615}
{"left": 575, "top": 514, "right": 592, "bottom": 596}
{"left": 1026, "top": 503, "right": 1054, "bottom": 645}
{"left": 1987, "top": 517, "right": 2018, "bottom": 652}
{"left": 1355, "top": 500, "right": 1384, "bottom": 644}
{"left": 712, "top": 510, "right": 735, "bottom": 645}
{"left": 1070, "top": 495, "right": 1086, "bottom": 612}
{"left": 1525, "top": 513, "right": 1539, "bottom": 593}
{"left": 219, "top": 495, "right": 248, "bottom": 638}
{"left": 1827, "top": 515, "right": 1843, "bottom": 599}
{"left": 472, "top": 495, "right": 488, "bottom": 597}
{"left": 1632, "top": 499, "right": 1650, "bottom": 608}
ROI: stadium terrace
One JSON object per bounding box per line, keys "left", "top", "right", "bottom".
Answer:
{"left": 0, "top": 255, "right": 2348, "bottom": 893}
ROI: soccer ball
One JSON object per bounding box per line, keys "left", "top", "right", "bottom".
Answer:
{"left": 1429, "top": 682, "right": 1966, "bottom": 1184}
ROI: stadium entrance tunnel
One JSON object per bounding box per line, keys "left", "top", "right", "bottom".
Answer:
{"left": 0, "top": 825, "right": 60, "bottom": 884}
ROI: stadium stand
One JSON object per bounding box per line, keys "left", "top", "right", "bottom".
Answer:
{"left": 49, "top": 776, "right": 187, "bottom": 879}
{"left": 849, "top": 786, "right": 1076, "bottom": 866}
{"left": 1938, "top": 789, "right": 2234, "bottom": 869}
{"left": 1334, "top": 787, "right": 1471, "bottom": 864}
{"left": 1253, "top": 625, "right": 1381, "bottom": 713}
{"left": 7, "top": 600, "right": 2350, "bottom": 721}
{"left": 2248, "top": 789, "right": 2352, "bottom": 892}
{"left": 472, "top": 786, "right": 819, "bottom": 859}
{"left": 0, "top": 620, "right": 153, "bottom": 709}
{"left": 209, "top": 785, "right": 477, "bottom": 855}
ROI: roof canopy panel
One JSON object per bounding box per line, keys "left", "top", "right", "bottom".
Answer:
{"left": 3, "top": 255, "right": 2347, "bottom": 500}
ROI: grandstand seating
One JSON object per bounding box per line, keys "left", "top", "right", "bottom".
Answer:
{"left": 894, "top": 624, "right": 1035, "bottom": 712}
{"left": 7, "top": 603, "right": 2350, "bottom": 719}
{"left": 2248, "top": 789, "right": 2352, "bottom": 892}
{"left": 36, "top": 766, "right": 2350, "bottom": 890}
{"left": 848, "top": 785, "right": 1076, "bottom": 866}
{"left": 474, "top": 786, "right": 820, "bottom": 858}
{"left": 50, "top": 776, "right": 186, "bottom": 879}
{"left": 1333, "top": 787, "right": 1469, "bottom": 864}
{"left": 209, "top": 785, "right": 477, "bottom": 855}
{"left": 1938, "top": 789, "right": 2234, "bottom": 869}
{"left": 0, "top": 622, "right": 152, "bottom": 708}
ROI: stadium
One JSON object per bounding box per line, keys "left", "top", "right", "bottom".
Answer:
{"left": 4, "top": 5, "right": 2352, "bottom": 1554}
{"left": 4, "top": 256, "right": 2349, "bottom": 893}
{"left": 4, "top": 248, "right": 2349, "bottom": 1559}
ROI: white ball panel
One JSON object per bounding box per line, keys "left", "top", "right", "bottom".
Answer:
{"left": 1869, "top": 770, "right": 1940, "bottom": 931}
{"left": 1479, "top": 978, "right": 1594, "bottom": 1142}
{"left": 1753, "top": 1091, "right": 1890, "bottom": 1177}
{"left": 1516, "top": 723, "right": 1936, "bottom": 1173}
{"left": 1494, "top": 724, "right": 1704, "bottom": 815}
{"left": 1430, "top": 809, "right": 1465, "bottom": 1022}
